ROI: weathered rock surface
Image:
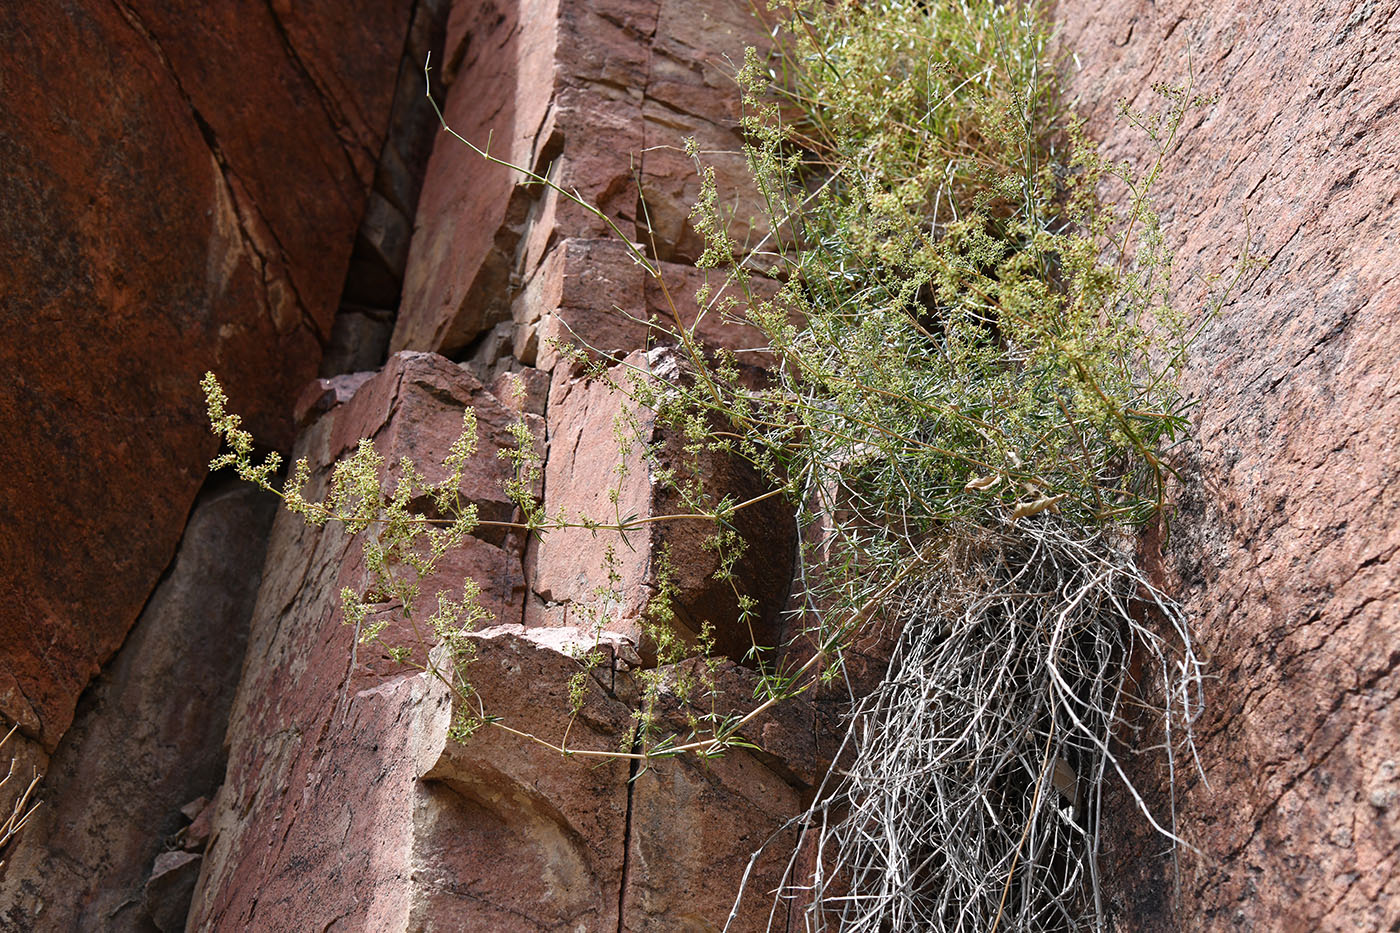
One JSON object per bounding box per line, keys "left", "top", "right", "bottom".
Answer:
{"left": 411, "top": 625, "right": 635, "bottom": 932}
{"left": 510, "top": 236, "right": 774, "bottom": 373}
{"left": 0, "top": 482, "right": 276, "bottom": 932}
{"left": 187, "top": 350, "right": 811, "bottom": 929}
{"left": 391, "top": 0, "right": 771, "bottom": 356}
{"left": 1056, "top": 0, "right": 1400, "bottom": 928}
{"left": 39, "top": 0, "right": 1400, "bottom": 926}
{"left": 640, "top": 0, "right": 777, "bottom": 263}
{"left": 187, "top": 354, "right": 529, "bottom": 931}
{"left": 412, "top": 625, "right": 813, "bottom": 933}
{"left": 0, "top": 0, "right": 413, "bottom": 752}
{"left": 177, "top": 1, "right": 827, "bottom": 927}
{"left": 391, "top": 0, "right": 566, "bottom": 354}
{"left": 528, "top": 348, "right": 794, "bottom": 661}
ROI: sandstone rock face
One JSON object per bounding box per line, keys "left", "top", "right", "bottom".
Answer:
{"left": 390, "top": 0, "right": 565, "bottom": 355}
{"left": 391, "top": 0, "right": 772, "bottom": 356}
{"left": 189, "top": 353, "right": 810, "bottom": 931}
{"left": 0, "top": 483, "right": 276, "bottom": 932}
{"left": 179, "top": 1, "right": 824, "bottom": 928}
{"left": 0, "top": 0, "right": 412, "bottom": 753}
{"left": 1056, "top": 0, "right": 1400, "bottom": 928}
{"left": 528, "top": 348, "right": 794, "bottom": 662}
{"left": 186, "top": 354, "right": 527, "bottom": 931}
{"left": 12, "top": 0, "right": 1396, "bottom": 927}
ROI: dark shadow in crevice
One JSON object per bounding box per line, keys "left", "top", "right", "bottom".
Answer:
{"left": 321, "top": 0, "right": 454, "bottom": 376}
{"left": 0, "top": 468, "right": 279, "bottom": 931}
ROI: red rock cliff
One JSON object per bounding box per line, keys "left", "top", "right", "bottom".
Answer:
{"left": 1058, "top": 0, "right": 1400, "bottom": 928}
{"left": 1, "top": 0, "right": 1396, "bottom": 930}
{"left": 0, "top": 0, "right": 412, "bottom": 756}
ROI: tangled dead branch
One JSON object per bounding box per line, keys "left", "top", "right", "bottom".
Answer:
{"left": 731, "top": 517, "right": 1203, "bottom": 932}
{"left": 0, "top": 724, "right": 42, "bottom": 870}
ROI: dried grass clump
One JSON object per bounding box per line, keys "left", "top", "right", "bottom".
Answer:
{"left": 754, "top": 518, "right": 1202, "bottom": 932}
